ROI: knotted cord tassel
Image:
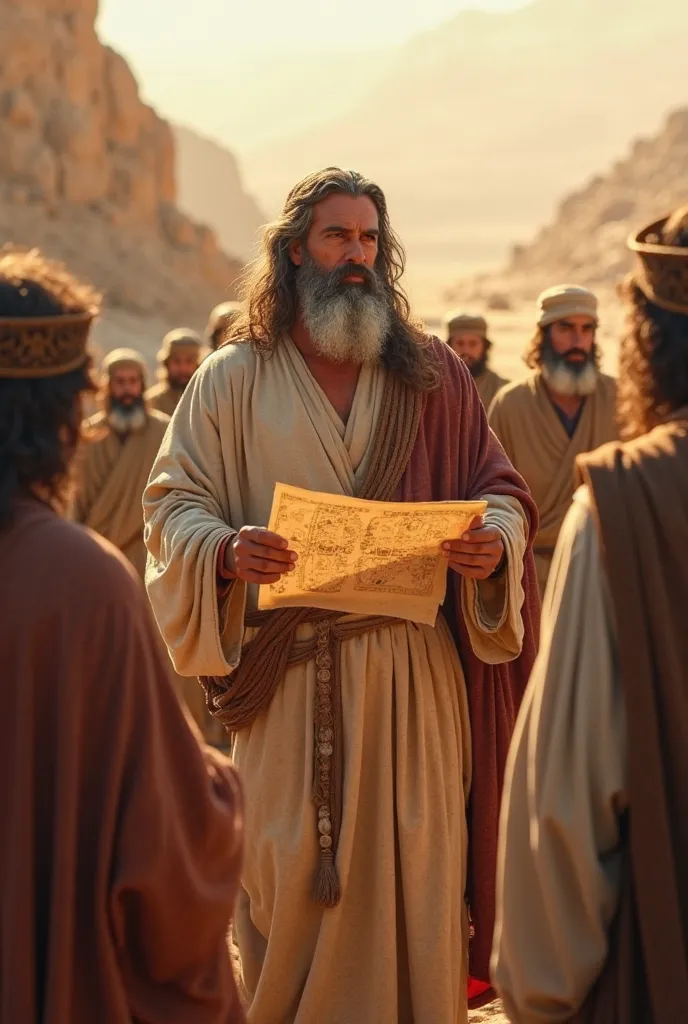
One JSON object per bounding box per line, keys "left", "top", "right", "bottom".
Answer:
{"left": 314, "top": 850, "right": 341, "bottom": 908}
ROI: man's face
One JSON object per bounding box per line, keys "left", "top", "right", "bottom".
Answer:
{"left": 549, "top": 316, "right": 597, "bottom": 364}
{"left": 449, "top": 332, "right": 486, "bottom": 371}
{"left": 290, "top": 194, "right": 391, "bottom": 364}
{"left": 293, "top": 193, "right": 380, "bottom": 277}
{"left": 167, "top": 351, "right": 199, "bottom": 389}
{"left": 109, "top": 366, "right": 144, "bottom": 406}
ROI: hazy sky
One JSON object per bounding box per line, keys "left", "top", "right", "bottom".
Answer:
{"left": 99, "top": 0, "right": 530, "bottom": 62}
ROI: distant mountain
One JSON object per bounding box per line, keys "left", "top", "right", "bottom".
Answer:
{"left": 173, "top": 125, "right": 266, "bottom": 260}
{"left": 484, "top": 108, "right": 688, "bottom": 295}
{"left": 244, "top": 0, "right": 688, "bottom": 291}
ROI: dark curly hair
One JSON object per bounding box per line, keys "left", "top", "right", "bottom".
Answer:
{"left": 617, "top": 277, "right": 688, "bottom": 440}
{"left": 0, "top": 250, "right": 99, "bottom": 527}
{"left": 229, "top": 167, "right": 439, "bottom": 390}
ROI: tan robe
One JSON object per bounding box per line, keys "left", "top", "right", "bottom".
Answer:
{"left": 72, "top": 409, "right": 170, "bottom": 578}
{"left": 70, "top": 409, "right": 219, "bottom": 739}
{"left": 488, "top": 371, "right": 617, "bottom": 595}
{"left": 474, "top": 367, "right": 509, "bottom": 409}
{"left": 146, "top": 380, "right": 182, "bottom": 418}
{"left": 0, "top": 497, "right": 245, "bottom": 1024}
{"left": 492, "top": 487, "right": 627, "bottom": 1023}
{"left": 144, "top": 338, "right": 528, "bottom": 1024}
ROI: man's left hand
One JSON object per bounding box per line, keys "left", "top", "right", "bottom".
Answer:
{"left": 441, "top": 515, "right": 505, "bottom": 579}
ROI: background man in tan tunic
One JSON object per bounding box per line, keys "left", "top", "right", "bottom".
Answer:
{"left": 492, "top": 209, "right": 688, "bottom": 1023}
{"left": 446, "top": 311, "right": 509, "bottom": 408}
{"left": 488, "top": 285, "right": 617, "bottom": 594}
{"left": 71, "top": 347, "right": 169, "bottom": 578}
{"left": 146, "top": 326, "right": 205, "bottom": 416}
{"left": 0, "top": 249, "right": 244, "bottom": 1024}
{"left": 143, "top": 168, "right": 540, "bottom": 1024}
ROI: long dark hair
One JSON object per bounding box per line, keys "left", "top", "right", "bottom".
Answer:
{"left": 0, "top": 250, "right": 100, "bottom": 526}
{"left": 617, "top": 277, "right": 688, "bottom": 439}
{"left": 229, "top": 167, "right": 439, "bottom": 390}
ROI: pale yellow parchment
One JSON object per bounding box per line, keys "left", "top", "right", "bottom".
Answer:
{"left": 257, "top": 483, "right": 487, "bottom": 626}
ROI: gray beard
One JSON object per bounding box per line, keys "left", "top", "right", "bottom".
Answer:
{"left": 107, "top": 399, "right": 148, "bottom": 435}
{"left": 541, "top": 344, "right": 599, "bottom": 397}
{"left": 296, "top": 254, "right": 391, "bottom": 364}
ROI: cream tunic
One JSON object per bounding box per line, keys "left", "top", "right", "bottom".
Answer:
{"left": 492, "top": 487, "right": 627, "bottom": 1023}
{"left": 144, "top": 338, "right": 528, "bottom": 1024}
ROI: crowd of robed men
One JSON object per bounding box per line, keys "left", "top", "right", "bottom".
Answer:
{"left": 0, "top": 167, "right": 686, "bottom": 1024}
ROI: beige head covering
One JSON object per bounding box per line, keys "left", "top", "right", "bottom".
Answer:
{"left": 101, "top": 347, "right": 147, "bottom": 382}
{"left": 537, "top": 285, "right": 599, "bottom": 328}
{"left": 205, "top": 301, "right": 242, "bottom": 348}
{"left": 628, "top": 207, "right": 688, "bottom": 315}
{"left": 444, "top": 311, "right": 488, "bottom": 340}
{"left": 157, "top": 327, "right": 203, "bottom": 364}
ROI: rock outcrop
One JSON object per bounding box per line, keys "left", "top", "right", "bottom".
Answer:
{"left": 447, "top": 107, "right": 688, "bottom": 306}
{"left": 174, "top": 125, "right": 266, "bottom": 261}
{"left": 0, "top": 0, "right": 241, "bottom": 324}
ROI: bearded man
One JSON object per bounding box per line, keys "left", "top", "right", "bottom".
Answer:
{"left": 493, "top": 211, "right": 688, "bottom": 1023}
{"left": 446, "top": 312, "right": 509, "bottom": 408}
{"left": 146, "top": 326, "right": 204, "bottom": 416}
{"left": 206, "top": 300, "right": 242, "bottom": 351}
{"left": 71, "top": 348, "right": 169, "bottom": 578}
{"left": 0, "top": 249, "right": 244, "bottom": 1022}
{"left": 488, "top": 285, "right": 617, "bottom": 595}
{"left": 143, "top": 167, "right": 540, "bottom": 1024}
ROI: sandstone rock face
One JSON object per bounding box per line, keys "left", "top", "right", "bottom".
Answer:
{"left": 0, "top": 0, "right": 240, "bottom": 323}
{"left": 448, "top": 107, "right": 688, "bottom": 307}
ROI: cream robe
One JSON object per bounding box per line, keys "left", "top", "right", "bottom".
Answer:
{"left": 474, "top": 367, "right": 509, "bottom": 410}
{"left": 144, "top": 338, "right": 528, "bottom": 1024}
{"left": 492, "top": 487, "right": 627, "bottom": 1023}
{"left": 488, "top": 371, "right": 617, "bottom": 595}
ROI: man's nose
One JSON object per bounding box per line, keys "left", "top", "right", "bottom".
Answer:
{"left": 344, "top": 237, "right": 366, "bottom": 264}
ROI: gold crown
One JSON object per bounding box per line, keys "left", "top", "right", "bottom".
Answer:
{"left": 628, "top": 212, "right": 688, "bottom": 315}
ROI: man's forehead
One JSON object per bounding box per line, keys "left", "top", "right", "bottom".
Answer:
{"left": 311, "top": 193, "right": 379, "bottom": 229}
{"left": 555, "top": 315, "right": 597, "bottom": 327}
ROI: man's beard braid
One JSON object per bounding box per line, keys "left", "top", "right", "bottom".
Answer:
{"left": 540, "top": 338, "right": 599, "bottom": 397}
{"left": 107, "top": 396, "right": 148, "bottom": 434}
{"left": 295, "top": 252, "right": 392, "bottom": 363}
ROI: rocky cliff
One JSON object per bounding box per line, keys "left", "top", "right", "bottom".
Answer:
{"left": 174, "top": 125, "right": 265, "bottom": 261}
{"left": 0, "top": 0, "right": 241, "bottom": 329}
{"left": 447, "top": 107, "right": 688, "bottom": 308}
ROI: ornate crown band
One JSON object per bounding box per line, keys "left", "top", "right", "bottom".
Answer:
{"left": 628, "top": 217, "right": 688, "bottom": 316}
{"left": 0, "top": 312, "right": 93, "bottom": 379}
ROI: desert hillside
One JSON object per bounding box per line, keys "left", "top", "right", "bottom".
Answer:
{"left": 0, "top": 0, "right": 243, "bottom": 359}
{"left": 174, "top": 125, "right": 266, "bottom": 261}
{"left": 447, "top": 106, "right": 688, "bottom": 311}
{"left": 244, "top": 0, "right": 688, "bottom": 302}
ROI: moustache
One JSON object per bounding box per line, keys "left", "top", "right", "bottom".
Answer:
{"left": 562, "top": 348, "right": 591, "bottom": 363}
{"left": 331, "top": 262, "right": 377, "bottom": 290}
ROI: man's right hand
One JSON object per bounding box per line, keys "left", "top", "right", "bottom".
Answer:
{"left": 225, "top": 526, "right": 298, "bottom": 584}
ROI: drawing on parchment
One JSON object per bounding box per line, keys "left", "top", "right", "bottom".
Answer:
{"left": 354, "top": 510, "right": 460, "bottom": 595}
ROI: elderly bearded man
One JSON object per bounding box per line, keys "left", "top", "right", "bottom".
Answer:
{"left": 71, "top": 348, "right": 169, "bottom": 578}
{"left": 488, "top": 286, "right": 617, "bottom": 595}
{"left": 144, "top": 167, "right": 540, "bottom": 1024}
{"left": 493, "top": 211, "right": 688, "bottom": 1023}
{"left": 446, "top": 312, "right": 509, "bottom": 408}
{"left": 0, "top": 250, "right": 245, "bottom": 1023}
{"left": 146, "top": 327, "right": 205, "bottom": 416}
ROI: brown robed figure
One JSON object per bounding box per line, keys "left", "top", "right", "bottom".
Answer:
{"left": 493, "top": 208, "right": 688, "bottom": 1023}
{"left": 146, "top": 326, "right": 205, "bottom": 417}
{"left": 144, "top": 168, "right": 539, "bottom": 1023}
{"left": 0, "top": 249, "right": 245, "bottom": 1023}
